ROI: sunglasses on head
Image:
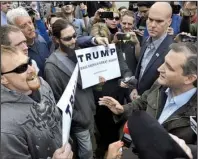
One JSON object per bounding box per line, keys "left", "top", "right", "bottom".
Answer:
{"left": 60, "top": 33, "right": 77, "bottom": 42}
{"left": 2, "top": 58, "right": 32, "bottom": 75}
{"left": 108, "top": 17, "right": 120, "bottom": 21}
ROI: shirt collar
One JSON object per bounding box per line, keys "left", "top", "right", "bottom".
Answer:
{"left": 1, "top": 11, "right": 6, "bottom": 17}
{"left": 165, "top": 87, "right": 197, "bottom": 107}
{"left": 151, "top": 33, "right": 167, "bottom": 49}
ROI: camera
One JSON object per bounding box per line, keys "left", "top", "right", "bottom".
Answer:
{"left": 180, "top": 34, "right": 197, "bottom": 42}
{"left": 117, "top": 33, "right": 131, "bottom": 41}
{"left": 100, "top": 12, "right": 114, "bottom": 19}
{"left": 27, "top": 8, "right": 37, "bottom": 17}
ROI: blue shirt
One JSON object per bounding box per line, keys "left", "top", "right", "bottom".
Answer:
{"left": 72, "top": 18, "right": 85, "bottom": 37}
{"left": 139, "top": 33, "right": 167, "bottom": 79}
{"left": 28, "top": 34, "right": 51, "bottom": 78}
{"left": 1, "top": 11, "right": 7, "bottom": 25}
{"left": 158, "top": 87, "right": 197, "bottom": 124}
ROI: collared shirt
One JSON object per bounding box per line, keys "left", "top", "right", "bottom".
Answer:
{"left": 72, "top": 18, "right": 85, "bottom": 37}
{"left": 1, "top": 11, "right": 7, "bottom": 26}
{"left": 139, "top": 33, "right": 167, "bottom": 79}
{"left": 158, "top": 87, "right": 197, "bottom": 124}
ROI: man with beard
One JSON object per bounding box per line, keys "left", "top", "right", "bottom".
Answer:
{"left": 6, "top": 7, "right": 51, "bottom": 78}
{"left": 1, "top": 45, "right": 73, "bottom": 159}
{"left": 44, "top": 19, "right": 97, "bottom": 159}
{"left": 61, "top": 2, "right": 87, "bottom": 37}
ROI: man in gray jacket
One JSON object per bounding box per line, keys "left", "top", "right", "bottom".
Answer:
{"left": 44, "top": 19, "right": 109, "bottom": 159}
{"left": 1, "top": 45, "right": 73, "bottom": 159}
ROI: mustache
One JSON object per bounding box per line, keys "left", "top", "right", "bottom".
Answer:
{"left": 59, "top": 42, "right": 79, "bottom": 56}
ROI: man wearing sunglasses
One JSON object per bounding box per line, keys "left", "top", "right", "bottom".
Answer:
{"left": 1, "top": 45, "right": 73, "bottom": 159}
{"left": 61, "top": 2, "right": 88, "bottom": 37}
{"left": 44, "top": 19, "right": 100, "bottom": 159}
{"left": 105, "top": 11, "right": 121, "bottom": 35}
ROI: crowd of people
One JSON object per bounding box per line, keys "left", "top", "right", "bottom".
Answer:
{"left": 1, "top": 1, "right": 197, "bottom": 159}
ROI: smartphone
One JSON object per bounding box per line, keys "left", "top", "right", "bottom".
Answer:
{"left": 100, "top": 12, "right": 114, "bottom": 19}
{"left": 117, "top": 33, "right": 131, "bottom": 41}
{"left": 138, "top": 26, "right": 146, "bottom": 31}
{"left": 180, "top": 34, "right": 197, "bottom": 42}
{"left": 28, "top": 9, "right": 36, "bottom": 16}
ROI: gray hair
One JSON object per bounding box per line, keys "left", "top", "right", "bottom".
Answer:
{"left": 0, "top": 25, "right": 21, "bottom": 46}
{"left": 6, "top": 7, "right": 29, "bottom": 25}
{"left": 170, "top": 42, "right": 197, "bottom": 87}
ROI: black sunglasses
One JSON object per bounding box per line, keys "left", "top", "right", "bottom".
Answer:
{"left": 2, "top": 58, "right": 32, "bottom": 75}
{"left": 108, "top": 17, "right": 120, "bottom": 21}
{"left": 60, "top": 33, "right": 77, "bottom": 42}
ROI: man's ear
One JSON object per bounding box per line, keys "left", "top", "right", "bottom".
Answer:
{"left": 184, "top": 74, "right": 197, "bottom": 85}
{"left": 167, "top": 18, "right": 172, "bottom": 28}
{"left": 72, "top": 6, "right": 75, "bottom": 12}
{"left": 1, "top": 75, "right": 9, "bottom": 85}
{"left": 54, "top": 37, "right": 60, "bottom": 44}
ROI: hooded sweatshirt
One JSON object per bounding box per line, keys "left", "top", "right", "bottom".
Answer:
{"left": 1, "top": 78, "right": 62, "bottom": 159}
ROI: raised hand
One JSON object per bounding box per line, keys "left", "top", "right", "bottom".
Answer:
{"left": 99, "top": 96, "right": 124, "bottom": 114}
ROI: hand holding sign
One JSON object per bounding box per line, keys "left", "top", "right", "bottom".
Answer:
{"left": 52, "top": 143, "right": 73, "bottom": 159}
{"left": 95, "top": 37, "right": 109, "bottom": 46}
{"left": 75, "top": 44, "right": 121, "bottom": 89}
{"left": 99, "top": 76, "right": 106, "bottom": 86}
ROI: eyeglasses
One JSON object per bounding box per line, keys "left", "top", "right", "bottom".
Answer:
{"left": 1, "top": 58, "right": 32, "bottom": 75}
{"left": 60, "top": 33, "right": 77, "bottom": 42}
{"left": 108, "top": 17, "right": 120, "bottom": 21}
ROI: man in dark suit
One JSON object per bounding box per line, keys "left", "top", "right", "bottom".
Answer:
{"left": 131, "top": 2, "right": 174, "bottom": 99}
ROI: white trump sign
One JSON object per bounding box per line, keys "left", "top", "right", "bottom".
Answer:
{"left": 75, "top": 44, "right": 121, "bottom": 89}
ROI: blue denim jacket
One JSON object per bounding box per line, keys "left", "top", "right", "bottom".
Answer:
{"left": 28, "top": 34, "right": 51, "bottom": 78}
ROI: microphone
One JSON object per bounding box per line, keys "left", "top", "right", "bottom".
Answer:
{"left": 121, "top": 121, "right": 132, "bottom": 148}
{"left": 119, "top": 76, "right": 138, "bottom": 89}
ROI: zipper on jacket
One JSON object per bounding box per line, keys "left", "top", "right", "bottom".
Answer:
{"left": 155, "top": 90, "right": 160, "bottom": 118}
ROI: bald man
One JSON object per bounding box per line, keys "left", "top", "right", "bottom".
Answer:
{"left": 131, "top": 2, "right": 174, "bottom": 99}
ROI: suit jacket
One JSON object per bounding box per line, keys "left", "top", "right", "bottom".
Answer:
{"left": 135, "top": 35, "right": 174, "bottom": 95}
